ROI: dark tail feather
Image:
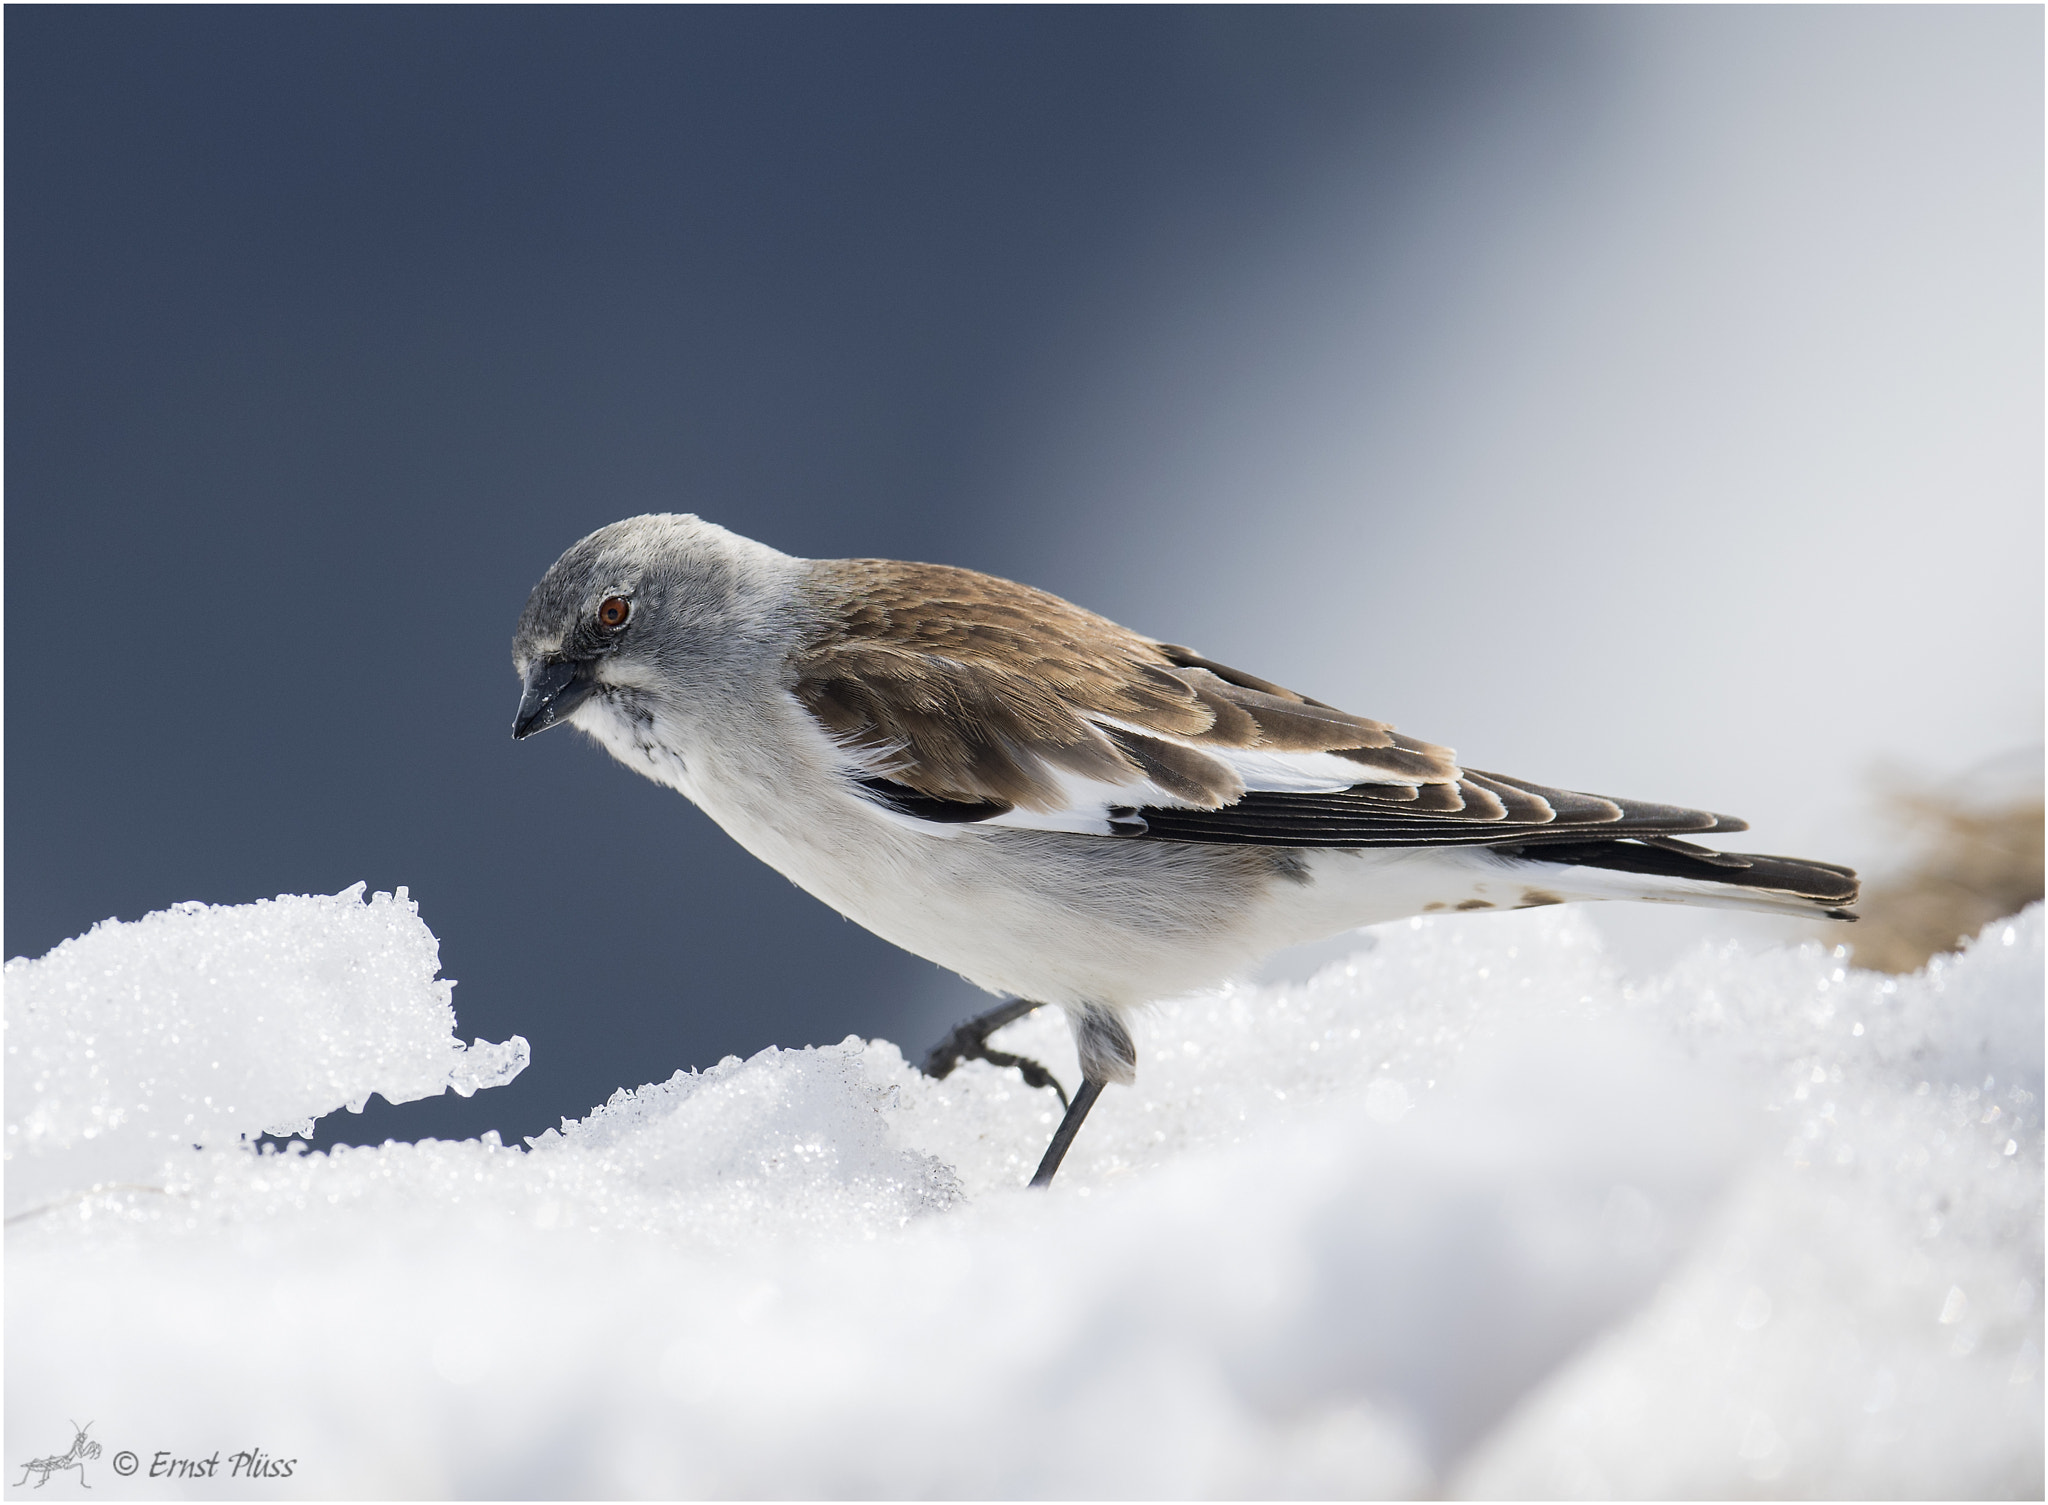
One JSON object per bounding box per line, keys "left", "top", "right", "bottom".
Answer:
{"left": 1504, "top": 835, "right": 1861, "bottom": 919}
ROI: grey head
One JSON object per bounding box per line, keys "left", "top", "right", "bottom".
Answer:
{"left": 510, "top": 514, "right": 800, "bottom": 741}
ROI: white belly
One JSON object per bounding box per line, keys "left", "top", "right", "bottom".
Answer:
{"left": 570, "top": 690, "right": 1534, "bottom": 1011}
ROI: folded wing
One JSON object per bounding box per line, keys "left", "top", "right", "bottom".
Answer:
{"left": 792, "top": 559, "right": 1735, "bottom": 848}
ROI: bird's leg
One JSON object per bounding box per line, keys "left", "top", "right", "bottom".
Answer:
{"left": 1028, "top": 1005, "right": 1132, "bottom": 1187}
{"left": 1028, "top": 1079, "right": 1105, "bottom": 1188}
{"left": 924, "top": 1000, "right": 1119, "bottom": 1185}
{"left": 920, "top": 997, "right": 1070, "bottom": 1109}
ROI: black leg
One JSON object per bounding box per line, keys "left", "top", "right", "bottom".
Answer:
{"left": 1029, "top": 1079, "right": 1105, "bottom": 1188}
{"left": 920, "top": 997, "right": 1070, "bottom": 1109}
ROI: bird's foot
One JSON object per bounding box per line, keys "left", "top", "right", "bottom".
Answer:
{"left": 920, "top": 997, "right": 1070, "bottom": 1110}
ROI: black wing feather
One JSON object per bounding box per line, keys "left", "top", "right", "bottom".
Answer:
{"left": 853, "top": 766, "right": 1746, "bottom": 849}
{"left": 1128, "top": 775, "right": 1743, "bottom": 849}
{"left": 849, "top": 769, "right": 1857, "bottom": 907}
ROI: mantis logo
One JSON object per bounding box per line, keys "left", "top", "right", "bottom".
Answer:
{"left": 16, "top": 1421, "right": 101, "bottom": 1489}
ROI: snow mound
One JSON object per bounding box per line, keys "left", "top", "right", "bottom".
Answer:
{"left": 4, "top": 884, "right": 527, "bottom": 1220}
{"left": 1461, "top": 914, "right": 2044, "bottom": 1498}
{"left": 525, "top": 1043, "right": 964, "bottom": 1243}
{"left": 6, "top": 891, "right": 2039, "bottom": 1498}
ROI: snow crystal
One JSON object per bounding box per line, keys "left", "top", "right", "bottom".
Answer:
{"left": 3, "top": 884, "right": 527, "bottom": 1220}
{"left": 6, "top": 890, "right": 2039, "bottom": 1497}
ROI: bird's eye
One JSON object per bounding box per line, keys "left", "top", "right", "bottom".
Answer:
{"left": 596, "top": 596, "right": 632, "bottom": 630}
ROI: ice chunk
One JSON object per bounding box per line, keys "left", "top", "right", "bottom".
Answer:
{"left": 4, "top": 884, "right": 526, "bottom": 1219}
{"left": 446, "top": 1035, "right": 532, "bottom": 1098}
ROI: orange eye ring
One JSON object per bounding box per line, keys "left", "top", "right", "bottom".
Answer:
{"left": 596, "top": 595, "right": 632, "bottom": 630}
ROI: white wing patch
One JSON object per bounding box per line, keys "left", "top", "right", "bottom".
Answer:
{"left": 974, "top": 742, "right": 1435, "bottom": 837}
{"left": 983, "top": 768, "right": 1169, "bottom": 836}
{"left": 822, "top": 704, "right": 1451, "bottom": 838}
{"left": 1216, "top": 747, "right": 1405, "bottom": 794}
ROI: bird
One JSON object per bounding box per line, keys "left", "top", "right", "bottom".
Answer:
{"left": 511, "top": 514, "right": 1859, "bottom": 1187}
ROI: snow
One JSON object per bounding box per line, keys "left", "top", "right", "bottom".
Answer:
{"left": 4, "top": 885, "right": 527, "bottom": 1223}
{"left": 7, "top": 888, "right": 2040, "bottom": 1498}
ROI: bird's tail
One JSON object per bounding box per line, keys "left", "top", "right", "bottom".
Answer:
{"left": 1500, "top": 835, "right": 1860, "bottom": 921}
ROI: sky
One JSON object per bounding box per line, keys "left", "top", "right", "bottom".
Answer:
{"left": 7, "top": 6, "right": 2039, "bottom": 1150}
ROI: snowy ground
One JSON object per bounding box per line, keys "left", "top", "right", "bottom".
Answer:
{"left": 7, "top": 886, "right": 2041, "bottom": 1498}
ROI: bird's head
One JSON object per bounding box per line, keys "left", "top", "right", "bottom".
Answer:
{"left": 510, "top": 513, "right": 798, "bottom": 742}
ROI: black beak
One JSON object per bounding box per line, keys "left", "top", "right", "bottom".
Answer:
{"left": 513, "top": 657, "right": 597, "bottom": 739}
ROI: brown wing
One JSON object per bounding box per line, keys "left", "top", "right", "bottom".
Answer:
{"left": 790, "top": 558, "right": 1461, "bottom": 813}
{"left": 782, "top": 559, "right": 1847, "bottom": 894}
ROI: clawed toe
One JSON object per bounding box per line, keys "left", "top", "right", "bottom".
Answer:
{"left": 920, "top": 998, "right": 1070, "bottom": 1109}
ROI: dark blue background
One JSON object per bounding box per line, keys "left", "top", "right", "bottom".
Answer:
{"left": 8, "top": 7, "right": 1585, "bottom": 1145}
